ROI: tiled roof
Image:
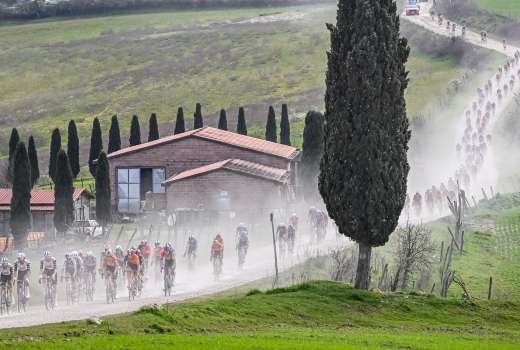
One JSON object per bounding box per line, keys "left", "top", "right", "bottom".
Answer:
{"left": 163, "top": 159, "right": 289, "bottom": 185}
{"left": 107, "top": 127, "right": 299, "bottom": 160}
{"left": 0, "top": 188, "right": 92, "bottom": 208}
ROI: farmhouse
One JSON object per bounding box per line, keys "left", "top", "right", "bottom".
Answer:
{"left": 107, "top": 127, "right": 300, "bottom": 218}
{"left": 0, "top": 188, "right": 94, "bottom": 237}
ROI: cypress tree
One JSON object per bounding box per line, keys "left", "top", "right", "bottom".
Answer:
{"left": 27, "top": 136, "right": 40, "bottom": 188}
{"left": 218, "top": 109, "right": 228, "bottom": 131}
{"left": 129, "top": 115, "right": 141, "bottom": 146}
{"left": 7, "top": 128, "right": 20, "bottom": 183}
{"left": 174, "top": 108, "right": 185, "bottom": 135}
{"left": 108, "top": 115, "right": 121, "bottom": 154}
{"left": 67, "top": 120, "right": 80, "bottom": 179}
{"left": 300, "top": 111, "right": 324, "bottom": 201}
{"left": 236, "top": 107, "right": 247, "bottom": 135}
{"left": 95, "top": 152, "right": 111, "bottom": 236}
{"left": 48, "top": 128, "right": 61, "bottom": 182}
{"left": 193, "top": 103, "right": 203, "bottom": 129}
{"left": 88, "top": 118, "right": 103, "bottom": 178}
{"left": 148, "top": 113, "right": 160, "bottom": 141}
{"left": 10, "top": 142, "right": 32, "bottom": 248}
{"left": 280, "top": 104, "right": 291, "bottom": 146}
{"left": 265, "top": 106, "right": 277, "bottom": 142}
{"left": 319, "top": 0, "right": 411, "bottom": 289}
{"left": 53, "top": 149, "right": 74, "bottom": 235}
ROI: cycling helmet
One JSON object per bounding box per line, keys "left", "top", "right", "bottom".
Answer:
{"left": 154, "top": 241, "right": 160, "bottom": 247}
{"left": 106, "top": 249, "right": 113, "bottom": 256}
{"left": 86, "top": 251, "right": 93, "bottom": 257}
{"left": 238, "top": 223, "right": 246, "bottom": 229}
{"left": 43, "top": 251, "right": 50, "bottom": 257}
{"left": 71, "top": 251, "right": 78, "bottom": 257}
{"left": 1, "top": 257, "right": 8, "bottom": 263}
{"left": 65, "top": 253, "right": 70, "bottom": 259}
{"left": 115, "top": 245, "right": 122, "bottom": 251}
{"left": 18, "top": 252, "right": 25, "bottom": 259}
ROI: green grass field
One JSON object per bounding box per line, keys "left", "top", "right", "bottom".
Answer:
{"left": 0, "top": 4, "right": 496, "bottom": 156}
{"left": 473, "top": 0, "right": 520, "bottom": 18}
{"left": 2, "top": 281, "right": 519, "bottom": 349}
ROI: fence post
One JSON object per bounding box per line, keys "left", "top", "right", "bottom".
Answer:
{"left": 488, "top": 276, "right": 493, "bottom": 300}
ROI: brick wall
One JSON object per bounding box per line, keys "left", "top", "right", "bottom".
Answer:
{"left": 166, "top": 169, "right": 287, "bottom": 213}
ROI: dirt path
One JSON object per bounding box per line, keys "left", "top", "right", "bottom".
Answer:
{"left": 0, "top": 233, "right": 345, "bottom": 329}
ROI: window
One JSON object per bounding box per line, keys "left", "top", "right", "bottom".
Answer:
{"left": 117, "top": 168, "right": 141, "bottom": 213}
{"left": 153, "top": 168, "right": 165, "bottom": 193}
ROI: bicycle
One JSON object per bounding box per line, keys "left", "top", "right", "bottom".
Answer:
{"left": 0, "top": 281, "right": 11, "bottom": 315}
{"left": 104, "top": 270, "right": 117, "bottom": 304}
{"left": 64, "top": 274, "right": 77, "bottom": 305}
{"left": 212, "top": 255, "right": 223, "bottom": 281}
{"left": 84, "top": 271, "right": 95, "bottom": 302}
{"left": 163, "top": 266, "right": 175, "bottom": 297}
{"left": 128, "top": 270, "right": 139, "bottom": 301}
{"left": 16, "top": 278, "right": 29, "bottom": 313}
{"left": 237, "top": 245, "right": 247, "bottom": 269}
{"left": 43, "top": 275, "right": 57, "bottom": 311}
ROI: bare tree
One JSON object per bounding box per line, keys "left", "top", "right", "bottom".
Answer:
{"left": 392, "top": 223, "right": 435, "bottom": 291}
{"left": 329, "top": 247, "right": 357, "bottom": 283}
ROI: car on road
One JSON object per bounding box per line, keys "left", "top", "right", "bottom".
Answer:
{"left": 405, "top": 5, "right": 420, "bottom": 16}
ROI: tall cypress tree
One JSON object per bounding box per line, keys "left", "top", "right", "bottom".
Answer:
{"left": 27, "top": 136, "right": 40, "bottom": 188}
{"left": 7, "top": 128, "right": 20, "bottom": 183}
{"left": 129, "top": 115, "right": 141, "bottom": 146}
{"left": 108, "top": 115, "right": 121, "bottom": 154}
{"left": 174, "top": 108, "right": 186, "bottom": 134}
{"left": 280, "top": 104, "right": 291, "bottom": 146}
{"left": 148, "top": 113, "right": 160, "bottom": 141}
{"left": 194, "top": 103, "right": 204, "bottom": 129}
{"left": 10, "top": 142, "right": 32, "bottom": 248}
{"left": 218, "top": 109, "right": 228, "bottom": 131}
{"left": 54, "top": 149, "right": 74, "bottom": 235}
{"left": 95, "top": 152, "right": 111, "bottom": 236}
{"left": 88, "top": 118, "right": 103, "bottom": 178}
{"left": 265, "top": 106, "right": 277, "bottom": 142}
{"left": 300, "top": 111, "right": 324, "bottom": 201}
{"left": 67, "top": 120, "right": 80, "bottom": 179}
{"left": 236, "top": 107, "right": 247, "bottom": 135}
{"left": 48, "top": 128, "right": 61, "bottom": 182}
{"left": 319, "top": 0, "right": 411, "bottom": 289}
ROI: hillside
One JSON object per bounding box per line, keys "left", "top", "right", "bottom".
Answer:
{"left": 1, "top": 281, "right": 519, "bottom": 349}
{"left": 0, "top": 3, "right": 503, "bottom": 169}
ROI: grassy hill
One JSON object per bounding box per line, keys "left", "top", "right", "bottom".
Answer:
{"left": 0, "top": 3, "right": 502, "bottom": 162}
{"left": 2, "top": 281, "right": 519, "bottom": 349}
{"left": 472, "top": 0, "right": 520, "bottom": 19}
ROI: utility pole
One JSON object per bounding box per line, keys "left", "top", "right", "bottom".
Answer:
{"left": 270, "top": 213, "right": 279, "bottom": 287}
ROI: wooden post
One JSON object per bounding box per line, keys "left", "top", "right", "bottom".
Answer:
{"left": 472, "top": 196, "right": 477, "bottom": 207}
{"left": 270, "top": 213, "right": 279, "bottom": 288}
{"left": 114, "top": 225, "right": 125, "bottom": 246}
{"left": 460, "top": 231, "right": 464, "bottom": 253}
{"left": 126, "top": 228, "right": 138, "bottom": 250}
{"left": 440, "top": 241, "right": 444, "bottom": 262}
{"left": 490, "top": 186, "right": 495, "bottom": 198}
{"left": 430, "top": 283, "right": 436, "bottom": 294}
{"left": 488, "top": 276, "right": 493, "bottom": 300}
{"left": 481, "top": 188, "right": 488, "bottom": 201}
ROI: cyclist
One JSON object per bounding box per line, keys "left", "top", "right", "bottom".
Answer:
{"left": 0, "top": 257, "right": 14, "bottom": 305}
{"left": 39, "top": 251, "right": 57, "bottom": 286}
{"left": 101, "top": 249, "right": 118, "bottom": 283}
{"left": 125, "top": 248, "right": 141, "bottom": 290}
{"left": 288, "top": 223, "right": 296, "bottom": 254}
{"left": 276, "top": 223, "right": 288, "bottom": 256}
{"left": 236, "top": 224, "right": 249, "bottom": 266}
{"left": 84, "top": 251, "right": 97, "bottom": 283}
{"left": 210, "top": 235, "right": 224, "bottom": 263}
{"left": 115, "top": 245, "right": 125, "bottom": 268}
{"left": 161, "top": 243, "right": 176, "bottom": 290}
{"left": 289, "top": 213, "right": 299, "bottom": 231}
{"left": 184, "top": 235, "right": 198, "bottom": 265}
{"left": 61, "top": 253, "right": 78, "bottom": 303}
{"left": 14, "top": 253, "right": 31, "bottom": 300}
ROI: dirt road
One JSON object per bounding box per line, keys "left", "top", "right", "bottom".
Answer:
{"left": 0, "top": 233, "right": 345, "bottom": 329}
